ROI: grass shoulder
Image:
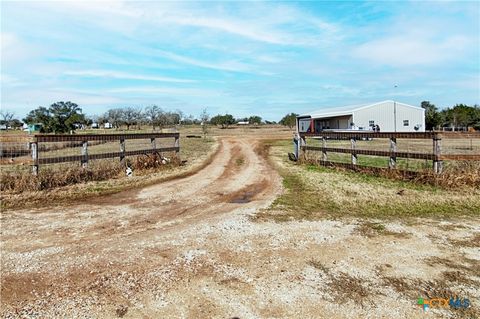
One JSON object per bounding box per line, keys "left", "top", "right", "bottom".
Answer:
{"left": 256, "top": 140, "right": 480, "bottom": 221}
{"left": 1, "top": 137, "right": 217, "bottom": 210}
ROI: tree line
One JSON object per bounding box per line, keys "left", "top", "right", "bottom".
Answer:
{"left": 12, "top": 102, "right": 273, "bottom": 133}
{"left": 19, "top": 102, "right": 197, "bottom": 133}
{"left": 3, "top": 100, "right": 478, "bottom": 134}
{"left": 421, "top": 101, "right": 480, "bottom": 131}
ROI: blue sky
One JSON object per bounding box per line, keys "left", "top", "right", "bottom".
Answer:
{"left": 1, "top": 0, "right": 479, "bottom": 121}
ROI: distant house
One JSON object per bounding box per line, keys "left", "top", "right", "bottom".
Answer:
{"left": 24, "top": 123, "right": 43, "bottom": 133}
{"left": 91, "top": 122, "right": 99, "bottom": 129}
{"left": 237, "top": 121, "right": 249, "bottom": 125}
{"left": 104, "top": 122, "right": 113, "bottom": 129}
{"left": 297, "top": 100, "right": 425, "bottom": 133}
{"left": 73, "top": 123, "right": 86, "bottom": 130}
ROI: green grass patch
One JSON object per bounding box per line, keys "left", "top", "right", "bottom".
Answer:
{"left": 256, "top": 140, "right": 480, "bottom": 222}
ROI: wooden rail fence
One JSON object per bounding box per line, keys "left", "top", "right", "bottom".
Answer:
{"left": 295, "top": 131, "right": 480, "bottom": 174}
{"left": 30, "top": 133, "right": 179, "bottom": 175}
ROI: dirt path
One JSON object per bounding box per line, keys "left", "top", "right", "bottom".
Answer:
{"left": 1, "top": 136, "right": 478, "bottom": 318}
{"left": 1, "top": 137, "right": 283, "bottom": 318}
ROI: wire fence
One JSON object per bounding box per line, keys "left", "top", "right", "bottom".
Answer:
{"left": 297, "top": 131, "right": 480, "bottom": 173}
{"left": 0, "top": 135, "right": 31, "bottom": 167}
{"left": 0, "top": 133, "right": 179, "bottom": 175}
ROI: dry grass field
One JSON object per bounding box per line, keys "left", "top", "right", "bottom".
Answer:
{"left": 259, "top": 139, "right": 480, "bottom": 219}
{"left": 0, "top": 125, "right": 293, "bottom": 209}
{"left": 1, "top": 126, "right": 479, "bottom": 318}
{"left": 303, "top": 135, "right": 480, "bottom": 171}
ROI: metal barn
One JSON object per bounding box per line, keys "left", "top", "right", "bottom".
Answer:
{"left": 297, "top": 100, "right": 425, "bottom": 133}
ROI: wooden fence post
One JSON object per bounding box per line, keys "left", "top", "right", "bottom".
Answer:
{"left": 322, "top": 137, "right": 327, "bottom": 162}
{"left": 120, "top": 138, "right": 125, "bottom": 162}
{"left": 81, "top": 140, "right": 88, "bottom": 167}
{"left": 151, "top": 137, "right": 156, "bottom": 152}
{"left": 294, "top": 133, "right": 300, "bottom": 160}
{"left": 433, "top": 134, "right": 443, "bottom": 174}
{"left": 174, "top": 135, "right": 179, "bottom": 157}
{"left": 31, "top": 139, "right": 38, "bottom": 175}
{"left": 300, "top": 136, "right": 306, "bottom": 160}
{"left": 351, "top": 137, "right": 357, "bottom": 166}
{"left": 389, "top": 137, "right": 397, "bottom": 169}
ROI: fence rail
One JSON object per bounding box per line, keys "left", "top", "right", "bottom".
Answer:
{"left": 33, "top": 132, "right": 179, "bottom": 142}
{"left": 302, "top": 146, "right": 436, "bottom": 160}
{"left": 30, "top": 132, "right": 180, "bottom": 174}
{"left": 296, "top": 131, "right": 480, "bottom": 174}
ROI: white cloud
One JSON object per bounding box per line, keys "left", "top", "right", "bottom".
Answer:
{"left": 155, "top": 3, "right": 340, "bottom": 46}
{"left": 64, "top": 70, "right": 195, "bottom": 83}
{"left": 20, "top": 1, "right": 339, "bottom": 47}
{"left": 153, "top": 50, "right": 253, "bottom": 73}
{"left": 2, "top": 1, "right": 478, "bottom": 117}
{"left": 1, "top": 32, "right": 38, "bottom": 64}
{"left": 353, "top": 33, "right": 470, "bottom": 66}
{"left": 0, "top": 74, "right": 25, "bottom": 87}
{"left": 351, "top": 11, "right": 476, "bottom": 68}
{"left": 107, "top": 86, "right": 221, "bottom": 97}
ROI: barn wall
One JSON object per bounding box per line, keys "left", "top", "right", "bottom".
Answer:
{"left": 353, "top": 101, "right": 425, "bottom": 132}
{"left": 394, "top": 103, "right": 425, "bottom": 132}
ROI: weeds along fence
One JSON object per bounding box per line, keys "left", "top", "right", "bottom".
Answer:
{"left": 296, "top": 131, "right": 480, "bottom": 174}
{"left": 0, "top": 135, "right": 31, "bottom": 162}
{"left": 1, "top": 133, "right": 180, "bottom": 175}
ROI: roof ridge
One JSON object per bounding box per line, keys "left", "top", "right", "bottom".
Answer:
{"left": 300, "top": 100, "right": 421, "bottom": 117}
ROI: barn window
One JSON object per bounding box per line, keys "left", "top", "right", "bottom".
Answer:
{"left": 369, "top": 120, "right": 375, "bottom": 126}
{"left": 403, "top": 120, "right": 409, "bottom": 126}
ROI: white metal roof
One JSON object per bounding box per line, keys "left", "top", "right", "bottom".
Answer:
{"left": 299, "top": 100, "right": 423, "bottom": 119}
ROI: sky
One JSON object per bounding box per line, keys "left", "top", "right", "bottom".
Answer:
{"left": 1, "top": 0, "right": 479, "bottom": 121}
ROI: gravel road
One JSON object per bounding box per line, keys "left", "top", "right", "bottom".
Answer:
{"left": 1, "top": 136, "right": 478, "bottom": 318}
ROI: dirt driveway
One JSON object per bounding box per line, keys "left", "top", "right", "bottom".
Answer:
{"left": 1, "top": 136, "right": 478, "bottom": 318}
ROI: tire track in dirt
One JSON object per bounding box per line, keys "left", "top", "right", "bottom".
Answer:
{"left": 0, "top": 136, "right": 282, "bottom": 316}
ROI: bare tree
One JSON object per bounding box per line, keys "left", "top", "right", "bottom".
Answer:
{"left": 167, "top": 112, "right": 181, "bottom": 125}
{"left": 185, "top": 114, "right": 195, "bottom": 125}
{"left": 200, "top": 108, "right": 209, "bottom": 138}
{"left": 121, "top": 107, "right": 142, "bottom": 130}
{"left": 105, "top": 108, "right": 124, "bottom": 129}
{"left": 176, "top": 109, "right": 184, "bottom": 125}
{"left": 145, "top": 105, "right": 163, "bottom": 130}
{"left": 136, "top": 108, "right": 145, "bottom": 130}
{"left": 0, "top": 111, "right": 15, "bottom": 131}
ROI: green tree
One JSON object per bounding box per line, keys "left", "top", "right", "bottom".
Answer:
{"left": 49, "top": 101, "right": 85, "bottom": 133}
{"left": 279, "top": 113, "right": 298, "bottom": 129}
{"left": 24, "top": 106, "right": 51, "bottom": 130}
{"left": 210, "top": 114, "right": 235, "bottom": 128}
{"left": 10, "top": 118, "right": 23, "bottom": 129}
{"left": 421, "top": 101, "right": 442, "bottom": 130}
{"left": 248, "top": 115, "right": 262, "bottom": 125}
{"left": 472, "top": 105, "right": 480, "bottom": 130}
{"left": 24, "top": 102, "right": 85, "bottom": 133}
{"left": 440, "top": 104, "right": 479, "bottom": 129}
